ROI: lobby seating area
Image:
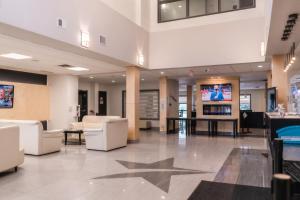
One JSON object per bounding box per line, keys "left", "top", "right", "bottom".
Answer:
{"left": 0, "top": 0, "right": 300, "bottom": 199}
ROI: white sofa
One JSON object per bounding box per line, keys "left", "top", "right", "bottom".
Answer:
{"left": 74, "top": 116, "right": 128, "bottom": 151}
{"left": 0, "top": 126, "right": 24, "bottom": 173}
{"left": 0, "top": 120, "right": 63, "bottom": 156}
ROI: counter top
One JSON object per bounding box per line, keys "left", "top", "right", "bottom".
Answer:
{"left": 266, "top": 112, "right": 300, "bottom": 119}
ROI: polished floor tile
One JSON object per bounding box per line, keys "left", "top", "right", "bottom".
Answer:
{"left": 0, "top": 131, "right": 269, "bottom": 200}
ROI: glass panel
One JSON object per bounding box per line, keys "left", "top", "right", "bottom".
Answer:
{"left": 220, "top": 0, "right": 254, "bottom": 12}
{"left": 179, "top": 96, "right": 187, "bottom": 103}
{"left": 206, "top": 0, "right": 219, "bottom": 14}
{"left": 160, "top": 0, "right": 187, "bottom": 22}
{"left": 240, "top": 94, "right": 251, "bottom": 110}
{"left": 189, "top": 0, "right": 206, "bottom": 16}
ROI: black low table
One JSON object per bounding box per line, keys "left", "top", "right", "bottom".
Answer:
{"left": 64, "top": 130, "right": 84, "bottom": 145}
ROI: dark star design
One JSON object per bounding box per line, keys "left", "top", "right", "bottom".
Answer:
{"left": 94, "top": 158, "right": 211, "bottom": 193}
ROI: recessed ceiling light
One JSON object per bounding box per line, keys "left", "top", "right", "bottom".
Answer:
{"left": 67, "top": 67, "right": 89, "bottom": 71}
{"left": 178, "top": 5, "right": 182, "bottom": 8}
{"left": 122, "top": 74, "right": 126, "bottom": 77}
{"left": 160, "top": 71, "right": 165, "bottom": 75}
{"left": 141, "top": 78, "right": 145, "bottom": 81}
{"left": 89, "top": 76, "right": 94, "bottom": 79}
{"left": 257, "top": 65, "right": 263, "bottom": 68}
{"left": 0, "top": 53, "right": 32, "bottom": 60}
{"left": 112, "top": 80, "right": 116, "bottom": 83}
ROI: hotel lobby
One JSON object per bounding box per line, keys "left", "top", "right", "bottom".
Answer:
{"left": 0, "top": 0, "right": 300, "bottom": 199}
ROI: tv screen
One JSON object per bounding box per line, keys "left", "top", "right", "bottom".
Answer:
{"left": 0, "top": 85, "right": 14, "bottom": 108}
{"left": 201, "top": 84, "right": 232, "bottom": 102}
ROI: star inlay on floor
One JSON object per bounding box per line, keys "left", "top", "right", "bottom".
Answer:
{"left": 94, "top": 158, "right": 211, "bottom": 193}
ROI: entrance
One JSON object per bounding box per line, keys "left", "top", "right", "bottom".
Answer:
{"left": 78, "top": 90, "right": 88, "bottom": 122}
{"left": 98, "top": 91, "right": 107, "bottom": 116}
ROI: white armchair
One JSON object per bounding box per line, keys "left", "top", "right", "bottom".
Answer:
{"left": 0, "top": 126, "right": 24, "bottom": 173}
{"left": 81, "top": 116, "right": 128, "bottom": 151}
{"left": 0, "top": 120, "right": 63, "bottom": 156}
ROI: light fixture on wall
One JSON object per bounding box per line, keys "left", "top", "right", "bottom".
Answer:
{"left": 137, "top": 54, "right": 144, "bottom": 66}
{"left": 81, "top": 31, "right": 90, "bottom": 48}
{"left": 260, "top": 42, "right": 265, "bottom": 57}
{"left": 284, "top": 42, "right": 296, "bottom": 72}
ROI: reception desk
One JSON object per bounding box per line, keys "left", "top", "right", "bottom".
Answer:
{"left": 265, "top": 113, "right": 300, "bottom": 141}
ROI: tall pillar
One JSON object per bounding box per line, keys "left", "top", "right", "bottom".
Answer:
{"left": 160, "top": 77, "right": 168, "bottom": 132}
{"left": 159, "top": 77, "right": 179, "bottom": 132}
{"left": 126, "top": 66, "right": 140, "bottom": 142}
{"left": 187, "top": 85, "right": 193, "bottom": 118}
{"left": 271, "top": 55, "right": 288, "bottom": 108}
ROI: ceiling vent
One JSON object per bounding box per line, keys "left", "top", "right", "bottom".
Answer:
{"left": 100, "top": 35, "right": 106, "bottom": 46}
{"left": 58, "top": 64, "right": 72, "bottom": 68}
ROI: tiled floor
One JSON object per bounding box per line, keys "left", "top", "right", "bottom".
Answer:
{"left": 0, "top": 131, "right": 269, "bottom": 200}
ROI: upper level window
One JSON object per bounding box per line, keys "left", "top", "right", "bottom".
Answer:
{"left": 158, "top": 0, "right": 256, "bottom": 23}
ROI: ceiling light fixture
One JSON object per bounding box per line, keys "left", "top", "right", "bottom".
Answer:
{"left": 160, "top": 71, "right": 165, "bottom": 75}
{"left": 67, "top": 66, "right": 89, "bottom": 71}
{"left": 284, "top": 42, "right": 296, "bottom": 72}
{"left": 89, "top": 76, "right": 94, "bottom": 79}
{"left": 141, "top": 78, "right": 145, "bottom": 81}
{"left": 178, "top": 5, "right": 183, "bottom": 8}
{"left": 122, "top": 74, "right": 126, "bottom": 77}
{"left": 258, "top": 65, "right": 263, "bottom": 68}
{"left": 0, "top": 53, "right": 32, "bottom": 60}
{"left": 112, "top": 80, "right": 116, "bottom": 83}
{"left": 161, "top": 4, "right": 167, "bottom": 9}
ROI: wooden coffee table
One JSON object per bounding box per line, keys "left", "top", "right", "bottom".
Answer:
{"left": 64, "top": 130, "right": 84, "bottom": 145}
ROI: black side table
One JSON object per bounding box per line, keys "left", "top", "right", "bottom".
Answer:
{"left": 64, "top": 130, "right": 84, "bottom": 145}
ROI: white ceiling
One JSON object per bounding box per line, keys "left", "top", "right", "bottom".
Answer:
{"left": 266, "top": 0, "right": 300, "bottom": 56}
{"left": 0, "top": 34, "right": 126, "bottom": 75}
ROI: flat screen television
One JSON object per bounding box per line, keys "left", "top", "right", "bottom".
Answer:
{"left": 0, "top": 85, "right": 14, "bottom": 108}
{"left": 201, "top": 83, "right": 232, "bottom": 102}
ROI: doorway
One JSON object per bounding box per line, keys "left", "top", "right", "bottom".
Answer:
{"left": 98, "top": 91, "right": 107, "bottom": 116}
{"left": 78, "top": 90, "right": 88, "bottom": 122}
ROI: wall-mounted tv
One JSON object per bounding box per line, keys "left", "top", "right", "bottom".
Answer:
{"left": 0, "top": 85, "right": 14, "bottom": 108}
{"left": 201, "top": 84, "right": 232, "bottom": 102}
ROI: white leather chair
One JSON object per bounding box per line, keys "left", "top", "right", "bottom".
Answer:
{"left": 0, "top": 120, "right": 63, "bottom": 156}
{"left": 0, "top": 126, "right": 24, "bottom": 173}
{"left": 79, "top": 116, "right": 128, "bottom": 151}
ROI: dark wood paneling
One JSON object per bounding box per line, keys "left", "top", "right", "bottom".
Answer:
{"left": 0, "top": 69, "right": 47, "bottom": 85}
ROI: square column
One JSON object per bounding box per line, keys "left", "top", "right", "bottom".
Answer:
{"left": 126, "top": 66, "right": 140, "bottom": 142}
{"left": 187, "top": 85, "right": 193, "bottom": 118}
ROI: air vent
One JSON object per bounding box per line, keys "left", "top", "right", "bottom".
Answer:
{"left": 58, "top": 64, "right": 72, "bottom": 68}
{"left": 100, "top": 35, "right": 106, "bottom": 46}
{"left": 57, "top": 18, "right": 66, "bottom": 28}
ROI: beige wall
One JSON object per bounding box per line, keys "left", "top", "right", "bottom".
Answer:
{"left": 0, "top": 81, "right": 49, "bottom": 120}
{"left": 196, "top": 77, "right": 240, "bottom": 132}
{"left": 240, "top": 89, "right": 266, "bottom": 112}
{"left": 271, "top": 55, "right": 288, "bottom": 108}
